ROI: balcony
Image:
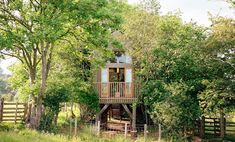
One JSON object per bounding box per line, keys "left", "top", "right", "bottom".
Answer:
{"left": 93, "top": 82, "right": 139, "bottom": 104}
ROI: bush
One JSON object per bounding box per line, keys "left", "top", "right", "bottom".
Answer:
{"left": 0, "top": 123, "right": 25, "bottom": 131}
{"left": 39, "top": 85, "right": 69, "bottom": 133}
{"left": 143, "top": 81, "right": 200, "bottom": 138}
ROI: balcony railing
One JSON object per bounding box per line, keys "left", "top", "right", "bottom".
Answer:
{"left": 93, "top": 82, "right": 140, "bottom": 104}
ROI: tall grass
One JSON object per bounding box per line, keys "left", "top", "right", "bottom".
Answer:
{"left": 0, "top": 127, "right": 144, "bottom": 142}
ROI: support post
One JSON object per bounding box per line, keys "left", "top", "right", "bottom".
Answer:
{"left": 131, "top": 104, "right": 137, "bottom": 138}
{"left": 125, "top": 123, "right": 128, "bottom": 138}
{"left": 74, "top": 118, "right": 77, "bottom": 136}
{"left": 121, "top": 104, "right": 133, "bottom": 120}
{"left": 158, "top": 124, "right": 161, "bottom": 142}
{"left": 200, "top": 116, "right": 205, "bottom": 138}
{"left": 144, "top": 124, "right": 148, "bottom": 141}
{"left": 97, "top": 120, "right": 101, "bottom": 136}
{"left": 220, "top": 112, "right": 225, "bottom": 138}
{"left": 0, "top": 98, "right": 4, "bottom": 122}
{"left": 95, "top": 104, "right": 110, "bottom": 126}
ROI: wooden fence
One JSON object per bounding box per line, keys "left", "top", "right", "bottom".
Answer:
{"left": 194, "top": 116, "right": 235, "bottom": 138}
{"left": 226, "top": 121, "right": 235, "bottom": 136}
{"left": 0, "top": 98, "right": 27, "bottom": 123}
{"left": 204, "top": 117, "right": 221, "bottom": 136}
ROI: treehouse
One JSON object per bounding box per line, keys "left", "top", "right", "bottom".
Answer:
{"left": 93, "top": 50, "right": 140, "bottom": 135}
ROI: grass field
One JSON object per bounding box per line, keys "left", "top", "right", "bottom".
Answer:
{"left": 1, "top": 104, "right": 234, "bottom": 142}
{"left": 0, "top": 128, "right": 153, "bottom": 142}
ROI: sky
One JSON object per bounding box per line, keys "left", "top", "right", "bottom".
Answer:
{"left": 128, "top": 0, "right": 235, "bottom": 26}
{"left": 0, "top": 0, "right": 234, "bottom": 74}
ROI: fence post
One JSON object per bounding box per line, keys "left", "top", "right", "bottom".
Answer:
{"left": 15, "top": 101, "right": 18, "bottom": 124}
{"left": 66, "top": 112, "right": 68, "bottom": 120}
{"left": 144, "top": 124, "right": 148, "bottom": 141}
{"left": 97, "top": 120, "right": 100, "bottom": 136}
{"left": 74, "top": 118, "right": 77, "bottom": 136}
{"left": 125, "top": 123, "right": 128, "bottom": 138}
{"left": 0, "top": 98, "right": 4, "bottom": 122}
{"left": 158, "top": 124, "right": 161, "bottom": 142}
{"left": 23, "top": 103, "right": 28, "bottom": 120}
{"left": 200, "top": 116, "right": 205, "bottom": 138}
{"left": 220, "top": 112, "right": 225, "bottom": 138}
{"left": 65, "top": 103, "right": 67, "bottom": 112}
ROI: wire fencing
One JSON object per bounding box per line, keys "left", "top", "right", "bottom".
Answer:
{"left": 68, "top": 118, "right": 162, "bottom": 141}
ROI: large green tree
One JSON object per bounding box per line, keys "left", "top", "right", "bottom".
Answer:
{"left": 0, "top": 0, "right": 121, "bottom": 128}
{"left": 199, "top": 17, "right": 235, "bottom": 114}
{"left": 117, "top": 2, "right": 208, "bottom": 137}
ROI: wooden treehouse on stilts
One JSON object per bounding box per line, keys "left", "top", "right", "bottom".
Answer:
{"left": 93, "top": 50, "right": 140, "bottom": 136}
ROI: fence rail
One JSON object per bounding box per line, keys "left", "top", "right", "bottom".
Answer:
{"left": 0, "top": 98, "right": 27, "bottom": 123}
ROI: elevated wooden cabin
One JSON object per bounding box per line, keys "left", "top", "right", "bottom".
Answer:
{"left": 93, "top": 51, "right": 139, "bottom": 135}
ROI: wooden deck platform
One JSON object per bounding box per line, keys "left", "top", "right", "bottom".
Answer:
{"left": 93, "top": 82, "right": 140, "bottom": 104}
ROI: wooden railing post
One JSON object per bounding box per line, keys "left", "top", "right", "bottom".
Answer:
{"left": 0, "top": 98, "right": 4, "bottom": 122}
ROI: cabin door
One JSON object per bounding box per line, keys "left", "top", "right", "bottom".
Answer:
{"left": 109, "top": 68, "right": 125, "bottom": 82}
{"left": 109, "top": 68, "right": 125, "bottom": 97}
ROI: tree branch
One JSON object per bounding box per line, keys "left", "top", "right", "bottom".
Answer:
{"left": 0, "top": 7, "right": 32, "bottom": 32}
{"left": 0, "top": 51, "right": 24, "bottom": 63}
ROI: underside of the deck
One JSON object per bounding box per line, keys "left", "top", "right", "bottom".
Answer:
{"left": 99, "top": 98, "right": 137, "bottom": 104}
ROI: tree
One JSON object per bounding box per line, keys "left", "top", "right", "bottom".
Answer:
{"left": 227, "top": 0, "right": 235, "bottom": 7}
{"left": 199, "top": 17, "right": 235, "bottom": 114}
{"left": 117, "top": 2, "right": 207, "bottom": 137}
{"left": 0, "top": 0, "right": 121, "bottom": 128}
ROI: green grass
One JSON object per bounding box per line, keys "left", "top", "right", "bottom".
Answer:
{"left": 0, "top": 130, "right": 70, "bottom": 142}
{"left": 0, "top": 128, "right": 146, "bottom": 142}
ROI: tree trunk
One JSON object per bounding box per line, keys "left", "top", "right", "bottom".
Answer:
{"left": 28, "top": 41, "right": 53, "bottom": 129}
{"left": 34, "top": 41, "right": 49, "bottom": 128}
{"left": 24, "top": 44, "right": 41, "bottom": 128}
{"left": 26, "top": 66, "right": 37, "bottom": 127}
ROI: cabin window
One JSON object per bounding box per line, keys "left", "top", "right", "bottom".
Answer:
{"left": 125, "top": 69, "right": 132, "bottom": 83}
{"left": 101, "top": 68, "right": 108, "bottom": 83}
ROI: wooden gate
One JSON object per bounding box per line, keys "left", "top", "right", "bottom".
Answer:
{"left": 194, "top": 116, "right": 235, "bottom": 138}
{"left": 0, "top": 98, "right": 27, "bottom": 123}
{"left": 204, "top": 117, "right": 221, "bottom": 136}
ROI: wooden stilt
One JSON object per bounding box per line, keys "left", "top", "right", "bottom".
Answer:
{"left": 96, "top": 104, "right": 110, "bottom": 125}
{"left": 121, "top": 104, "right": 133, "bottom": 120}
